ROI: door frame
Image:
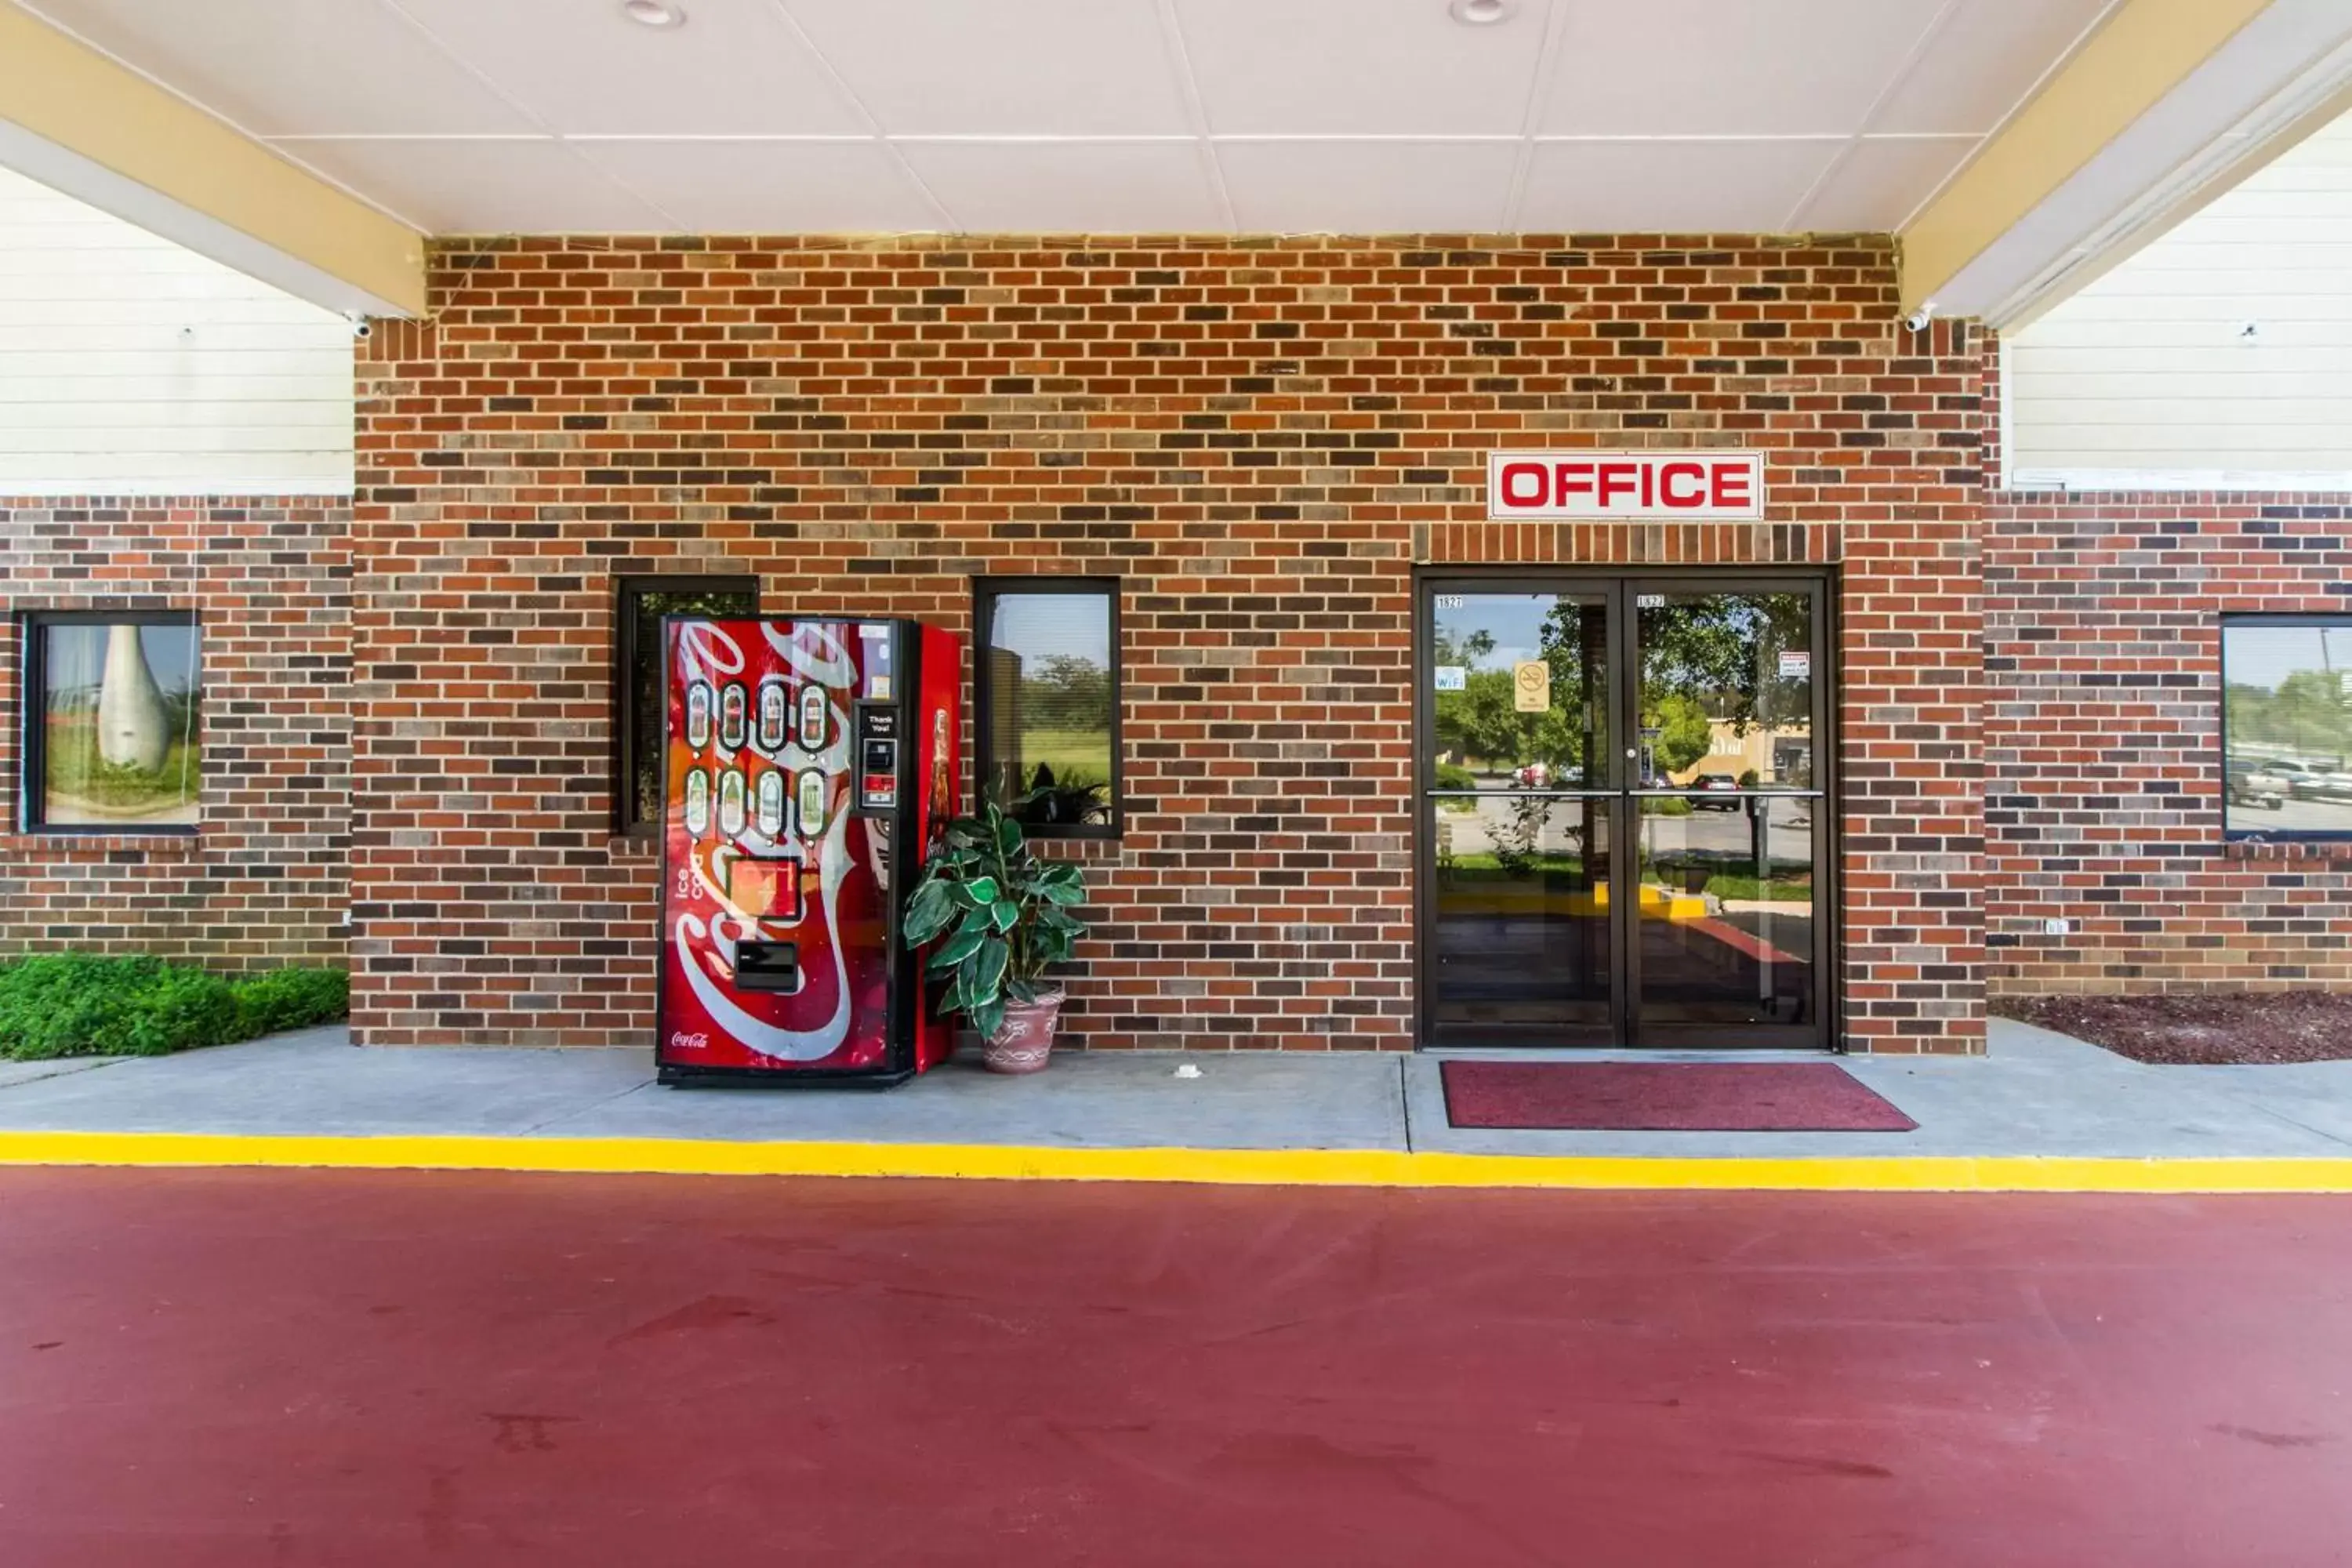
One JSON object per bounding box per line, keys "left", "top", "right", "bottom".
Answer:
{"left": 1410, "top": 566, "right": 1843, "bottom": 1052}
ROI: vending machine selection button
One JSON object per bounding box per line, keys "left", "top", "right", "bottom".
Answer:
{"left": 755, "top": 769, "right": 785, "bottom": 838}
{"left": 798, "top": 685, "right": 828, "bottom": 751}
{"left": 757, "top": 680, "right": 788, "bottom": 753}
{"left": 717, "top": 768, "right": 746, "bottom": 837}
{"left": 797, "top": 768, "right": 828, "bottom": 838}
{"left": 720, "top": 682, "right": 748, "bottom": 751}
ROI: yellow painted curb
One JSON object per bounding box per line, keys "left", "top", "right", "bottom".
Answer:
{"left": 2, "top": 1131, "right": 2351, "bottom": 1193}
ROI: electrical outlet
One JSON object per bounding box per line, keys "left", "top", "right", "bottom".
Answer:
{"left": 2042, "top": 917, "right": 2072, "bottom": 935}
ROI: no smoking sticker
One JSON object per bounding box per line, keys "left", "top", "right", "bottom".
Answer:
{"left": 1513, "top": 660, "right": 1551, "bottom": 713}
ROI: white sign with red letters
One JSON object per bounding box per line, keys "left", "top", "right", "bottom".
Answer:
{"left": 1486, "top": 450, "right": 1766, "bottom": 521}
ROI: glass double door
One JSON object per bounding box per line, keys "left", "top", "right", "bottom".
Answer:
{"left": 1418, "top": 576, "right": 1829, "bottom": 1050}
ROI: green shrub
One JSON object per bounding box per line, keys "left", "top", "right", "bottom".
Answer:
{"left": 229, "top": 967, "right": 350, "bottom": 1037}
{"left": 1434, "top": 761, "right": 1480, "bottom": 812}
{"left": 0, "top": 956, "right": 349, "bottom": 1060}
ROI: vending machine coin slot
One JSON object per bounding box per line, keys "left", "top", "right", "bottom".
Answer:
{"left": 855, "top": 703, "right": 901, "bottom": 814}
{"left": 732, "top": 939, "right": 800, "bottom": 993}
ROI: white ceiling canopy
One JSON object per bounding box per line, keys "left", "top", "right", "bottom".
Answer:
{"left": 11, "top": 0, "right": 2123, "bottom": 236}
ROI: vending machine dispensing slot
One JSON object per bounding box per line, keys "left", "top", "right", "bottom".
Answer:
{"left": 731, "top": 939, "right": 800, "bottom": 993}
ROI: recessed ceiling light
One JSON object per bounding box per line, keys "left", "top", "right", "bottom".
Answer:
{"left": 1449, "top": 0, "right": 1514, "bottom": 24}
{"left": 622, "top": 0, "right": 687, "bottom": 27}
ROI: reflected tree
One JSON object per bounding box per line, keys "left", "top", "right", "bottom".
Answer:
{"left": 1639, "top": 593, "right": 1810, "bottom": 735}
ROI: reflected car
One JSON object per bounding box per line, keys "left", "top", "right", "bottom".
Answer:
{"left": 1690, "top": 773, "right": 1741, "bottom": 811}
{"left": 1515, "top": 763, "right": 1584, "bottom": 788}
{"left": 2286, "top": 762, "right": 2352, "bottom": 803}
{"left": 2227, "top": 760, "right": 2290, "bottom": 811}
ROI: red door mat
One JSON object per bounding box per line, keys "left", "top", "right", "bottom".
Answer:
{"left": 1441, "top": 1061, "right": 1918, "bottom": 1133}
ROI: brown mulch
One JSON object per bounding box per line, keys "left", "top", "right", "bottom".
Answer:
{"left": 1993, "top": 992, "right": 2352, "bottom": 1065}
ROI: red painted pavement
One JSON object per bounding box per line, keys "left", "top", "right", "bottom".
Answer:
{"left": 1, "top": 1170, "right": 2348, "bottom": 1566}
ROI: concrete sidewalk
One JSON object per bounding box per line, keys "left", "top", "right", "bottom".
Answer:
{"left": 2, "top": 1020, "right": 2350, "bottom": 1188}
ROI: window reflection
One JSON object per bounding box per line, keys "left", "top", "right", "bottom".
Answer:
{"left": 34, "top": 620, "right": 201, "bottom": 829}
{"left": 2223, "top": 621, "right": 2352, "bottom": 837}
{"left": 980, "top": 583, "right": 1120, "bottom": 835}
{"left": 1635, "top": 592, "right": 1813, "bottom": 792}
{"left": 621, "top": 579, "right": 758, "bottom": 833}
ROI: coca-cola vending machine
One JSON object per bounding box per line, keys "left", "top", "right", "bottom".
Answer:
{"left": 656, "top": 616, "right": 960, "bottom": 1087}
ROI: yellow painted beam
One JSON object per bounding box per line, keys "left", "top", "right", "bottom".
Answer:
{"left": 5, "top": 1131, "right": 2352, "bottom": 1194}
{"left": 1900, "top": 0, "right": 2269, "bottom": 314}
{"left": 0, "top": 5, "right": 424, "bottom": 316}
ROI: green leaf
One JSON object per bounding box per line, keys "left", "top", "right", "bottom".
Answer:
{"left": 962, "top": 877, "right": 999, "bottom": 905}
{"left": 965, "top": 935, "right": 1010, "bottom": 1007}
{"left": 988, "top": 898, "right": 1019, "bottom": 932}
{"left": 1004, "top": 977, "right": 1038, "bottom": 1004}
{"left": 1040, "top": 877, "right": 1087, "bottom": 907}
{"left": 996, "top": 812, "right": 1025, "bottom": 856}
{"left": 902, "top": 879, "right": 958, "bottom": 946}
{"left": 971, "top": 993, "right": 1008, "bottom": 1044}
{"left": 928, "top": 911, "right": 991, "bottom": 971}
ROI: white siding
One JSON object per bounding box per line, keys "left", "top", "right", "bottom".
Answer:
{"left": 2006, "top": 111, "right": 2352, "bottom": 489}
{"left": 0, "top": 165, "right": 353, "bottom": 495}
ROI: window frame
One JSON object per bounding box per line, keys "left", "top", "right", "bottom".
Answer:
{"left": 17, "top": 608, "right": 203, "bottom": 837}
{"left": 614, "top": 575, "right": 760, "bottom": 838}
{"left": 973, "top": 576, "right": 1125, "bottom": 841}
{"left": 2219, "top": 612, "right": 2352, "bottom": 842}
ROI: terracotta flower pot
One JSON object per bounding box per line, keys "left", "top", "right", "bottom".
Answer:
{"left": 982, "top": 988, "right": 1065, "bottom": 1074}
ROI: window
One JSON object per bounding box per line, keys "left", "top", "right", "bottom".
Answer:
{"left": 975, "top": 579, "right": 1122, "bottom": 837}
{"left": 616, "top": 576, "right": 759, "bottom": 835}
{"left": 20, "top": 612, "right": 201, "bottom": 833}
{"left": 2221, "top": 615, "right": 2352, "bottom": 838}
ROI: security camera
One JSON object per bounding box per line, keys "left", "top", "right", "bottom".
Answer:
{"left": 1902, "top": 303, "right": 1936, "bottom": 333}
{"left": 347, "top": 314, "right": 373, "bottom": 340}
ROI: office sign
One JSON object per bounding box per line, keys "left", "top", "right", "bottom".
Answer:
{"left": 1487, "top": 450, "right": 1766, "bottom": 521}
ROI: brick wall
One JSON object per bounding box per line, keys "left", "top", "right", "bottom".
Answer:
{"left": 1983, "top": 334, "right": 2352, "bottom": 993}
{"left": 353, "top": 234, "right": 1985, "bottom": 1052}
{"left": 0, "top": 498, "right": 350, "bottom": 967}
{"left": 1982, "top": 335, "right": 2352, "bottom": 991}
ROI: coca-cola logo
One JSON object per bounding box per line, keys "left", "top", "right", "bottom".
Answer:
{"left": 668, "top": 1031, "right": 709, "bottom": 1051}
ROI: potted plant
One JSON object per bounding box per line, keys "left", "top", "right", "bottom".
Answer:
{"left": 902, "top": 801, "right": 1089, "bottom": 1073}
